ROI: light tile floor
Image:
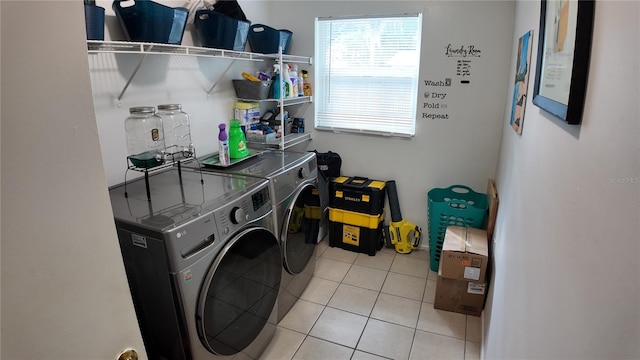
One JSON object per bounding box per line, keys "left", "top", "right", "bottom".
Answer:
{"left": 260, "top": 240, "right": 482, "bottom": 360}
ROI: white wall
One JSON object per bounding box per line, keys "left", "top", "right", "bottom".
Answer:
{"left": 484, "top": 1, "right": 640, "bottom": 358}
{"left": 1, "top": 1, "right": 146, "bottom": 359}
{"left": 259, "top": 0, "right": 515, "bottom": 239}
{"left": 91, "top": 1, "right": 515, "bottom": 244}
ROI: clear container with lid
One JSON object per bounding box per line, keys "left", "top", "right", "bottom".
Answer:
{"left": 157, "top": 104, "right": 193, "bottom": 159}
{"left": 125, "top": 106, "right": 165, "bottom": 169}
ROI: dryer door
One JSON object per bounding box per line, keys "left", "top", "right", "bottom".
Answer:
{"left": 196, "top": 227, "right": 281, "bottom": 356}
{"left": 281, "top": 183, "right": 320, "bottom": 275}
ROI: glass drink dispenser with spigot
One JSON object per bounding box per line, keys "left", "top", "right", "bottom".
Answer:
{"left": 157, "top": 104, "right": 194, "bottom": 160}
{"left": 125, "top": 106, "right": 166, "bottom": 169}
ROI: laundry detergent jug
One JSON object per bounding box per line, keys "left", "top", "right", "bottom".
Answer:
{"left": 228, "top": 119, "right": 249, "bottom": 159}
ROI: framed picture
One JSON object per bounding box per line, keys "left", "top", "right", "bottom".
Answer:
{"left": 532, "top": 0, "right": 595, "bottom": 124}
{"left": 510, "top": 30, "right": 534, "bottom": 135}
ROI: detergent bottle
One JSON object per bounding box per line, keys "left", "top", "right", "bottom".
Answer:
{"left": 228, "top": 119, "right": 249, "bottom": 159}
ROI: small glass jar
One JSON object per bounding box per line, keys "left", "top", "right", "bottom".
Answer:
{"left": 157, "top": 104, "right": 193, "bottom": 159}
{"left": 125, "top": 106, "right": 165, "bottom": 169}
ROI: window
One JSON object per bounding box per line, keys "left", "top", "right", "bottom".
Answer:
{"left": 314, "top": 14, "right": 422, "bottom": 137}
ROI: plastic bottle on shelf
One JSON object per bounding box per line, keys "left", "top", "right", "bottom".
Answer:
{"left": 302, "top": 70, "right": 312, "bottom": 96}
{"left": 289, "top": 64, "right": 298, "bottom": 97}
{"left": 282, "top": 63, "right": 293, "bottom": 98}
{"left": 296, "top": 65, "right": 304, "bottom": 97}
{"left": 218, "top": 123, "right": 230, "bottom": 166}
{"left": 272, "top": 64, "right": 282, "bottom": 99}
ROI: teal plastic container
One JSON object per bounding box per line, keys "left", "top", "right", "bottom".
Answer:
{"left": 112, "top": 0, "right": 189, "bottom": 45}
{"left": 194, "top": 9, "right": 251, "bottom": 51}
{"left": 427, "top": 185, "right": 488, "bottom": 272}
{"left": 228, "top": 120, "right": 249, "bottom": 159}
{"left": 247, "top": 24, "right": 292, "bottom": 54}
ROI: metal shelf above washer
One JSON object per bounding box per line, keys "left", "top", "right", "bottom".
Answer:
{"left": 237, "top": 96, "right": 313, "bottom": 150}
{"left": 87, "top": 41, "right": 313, "bottom": 104}
{"left": 246, "top": 133, "right": 312, "bottom": 151}
{"left": 236, "top": 96, "right": 314, "bottom": 107}
{"left": 87, "top": 40, "right": 268, "bottom": 61}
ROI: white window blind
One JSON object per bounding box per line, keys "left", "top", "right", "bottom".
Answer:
{"left": 314, "top": 14, "right": 422, "bottom": 137}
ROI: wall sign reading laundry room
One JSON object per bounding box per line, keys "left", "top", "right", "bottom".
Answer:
{"left": 446, "top": 44, "right": 482, "bottom": 80}
{"left": 421, "top": 43, "right": 484, "bottom": 120}
{"left": 445, "top": 44, "right": 482, "bottom": 58}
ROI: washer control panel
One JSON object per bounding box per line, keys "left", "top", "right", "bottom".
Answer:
{"left": 216, "top": 182, "right": 271, "bottom": 237}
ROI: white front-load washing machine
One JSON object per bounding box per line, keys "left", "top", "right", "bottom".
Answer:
{"left": 187, "top": 150, "right": 320, "bottom": 322}
{"left": 109, "top": 168, "right": 280, "bottom": 360}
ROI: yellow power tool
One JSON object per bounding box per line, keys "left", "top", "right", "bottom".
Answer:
{"left": 384, "top": 180, "right": 422, "bottom": 254}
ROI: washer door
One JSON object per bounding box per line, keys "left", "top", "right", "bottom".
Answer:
{"left": 196, "top": 227, "right": 281, "bottom": 356}
{"left": 282, "top": 184, "right": 320, "bottom": 275}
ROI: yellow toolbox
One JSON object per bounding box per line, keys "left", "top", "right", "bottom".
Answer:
{"left": 329, "top": 207, "right": 384, "bottom": 256}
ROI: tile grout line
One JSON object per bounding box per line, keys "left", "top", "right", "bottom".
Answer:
{"left": 464, "top": 314, "right": 469, "bottom": 359}
{"left": 349, "top": 252, "right": 392, "bottom": 359}
{"left": 290, "top": 259, "right": 348, "bottom": 360}
{"left": 409, "top": 264, "right": 427, "bottom": 360}
{"left": 291, "top": 246, "right": 467, "bottom": 359}
{"left": 285, "top": 244, "right": 328, "bottom": 360}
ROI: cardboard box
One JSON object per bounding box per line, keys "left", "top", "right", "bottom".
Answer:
{"left": 434, "top": 275, "right": 486, "bottom": 316}
{"left": 440, "top": 226, "right": 489, "bottom": 282}
{"left": 234, "top": 102, "right": 260, "bottom": 123}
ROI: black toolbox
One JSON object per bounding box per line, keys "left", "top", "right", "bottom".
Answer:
{"left": 328, "top": 176, "right": 386, "bottom": 255}
{"left": 329, "top": 176, "right": 386, "bottom": 215}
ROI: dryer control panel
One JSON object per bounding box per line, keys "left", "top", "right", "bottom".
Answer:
{"left": 271, "top": 156, "right": 318, "bottom": 203}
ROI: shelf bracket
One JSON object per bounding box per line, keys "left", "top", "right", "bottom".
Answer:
{"left": 116, "top": 53, "right": 149, "bottom": 107}
{"left": 207, "top": 59, "right": 237, "bottom": 98}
